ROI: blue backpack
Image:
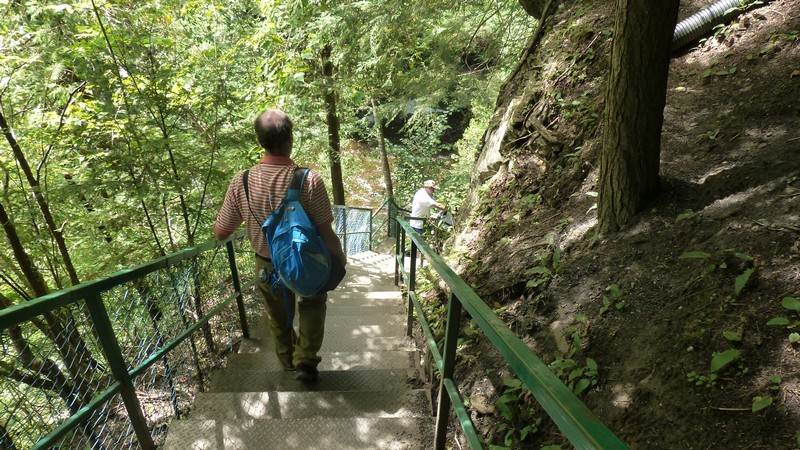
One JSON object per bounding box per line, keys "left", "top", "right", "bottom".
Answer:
{"left": 243, "top": 168, "right": 334, "bottom": 298}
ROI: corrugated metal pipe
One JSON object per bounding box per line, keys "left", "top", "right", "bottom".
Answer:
{"left": 672, "top": 0, "right": 771, "bottom": 50}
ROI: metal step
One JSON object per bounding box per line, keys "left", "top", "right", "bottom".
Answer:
{"left": 245, "top": 314, "right": 407, "bottom": 343}
{"left": 226, "top": 350, "right": 419, "bottom": 371}
{"left": 324, "top": 303, "right": 405, "bottom": 316}
{"left": 163, "top": 251, "right": 433, "bottom": 449}
{"left": 163, "top": 417, "right": 433, "bottom": 450}
{"left": 209, "top": 368, "right": 424, "bottom": 393}
{"left": 188, "top": 389, "right": 432, "bottom": 420}
{"left": 239, "top": 335, "right": 414, "bottom": 353}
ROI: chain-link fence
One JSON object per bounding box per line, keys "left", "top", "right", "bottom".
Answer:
{"left": 333, "top": 205, "right": 373, "bottom": 256}
{"left": 0, "top": 234, "right": 260, "bottom": 449}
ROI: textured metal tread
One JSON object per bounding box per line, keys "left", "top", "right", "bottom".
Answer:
{"left": 189, "top": 389, "right": 433, "bottom": 420}
{"left": 324, "top": 303, "right": 405, "bottom": 316}
{"left": 209, "top": 368, "right": 423, "bottom": 393}
{"left": 239, "top": 335, "right": 414, "bottom": 353}
{"left": 247, "top": 314, "right": 407, "bottom": 341}
{"left": 227, "top": 350, "right": 418, "bottom": 371}
{"left": 164, "top": 417, "right": 434, "bottom": 450}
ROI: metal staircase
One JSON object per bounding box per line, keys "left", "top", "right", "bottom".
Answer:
{"left": 163, "top": 251, "right": 434, "bottom": 449}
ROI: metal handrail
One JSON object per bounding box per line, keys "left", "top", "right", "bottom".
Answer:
{"left": 0, "top": 231, "right": 250, "bottom": 449}
{"left": 391, "top": 209, "right": 628, "bottom": 449}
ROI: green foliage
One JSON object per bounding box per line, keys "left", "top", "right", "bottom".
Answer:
{"left": 766, "top": 296, "right": 800, "bottom": 344}
{"left": 599, "top": 283, "right": 624, "bottom": 315}
{"left": 676, "top": 209, "right": 701, "bottom": 223}
{"left": 751, "top": 374, "right": 781, "bottom": 412}
{"left": 524, "top": 234, "right": 562, "bottom": 290}
{"left": 701, "top": 60, "right": 738, "bottom": 78}
{"left": 687, "top": 371, "right": 719, "bottom": 388}
{"left": 710, "top": 349, "right": 741, "bottom": 372}
{"left": 494, "top": 376, "right": 542, "bottom": 448}
{"left": 679, "top": 250, "right": 755, "bottom": 296}
{"left": 687, "top": 346, "right": 749, "bottom": 389}
{"left": 550, "top": 356, "right": 599, "bottom": 395}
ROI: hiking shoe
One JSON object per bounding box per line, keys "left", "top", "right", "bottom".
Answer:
{"left": 294, "top": 363, "right": 319, "bottom": 383}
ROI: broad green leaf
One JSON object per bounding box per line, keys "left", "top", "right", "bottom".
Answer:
{"left": 710, "top": 349, "right": 740, "bottom": 372}
{"left": 751, "top": 396, "right": 773, "bottom": 412}
{"left": 782, "top": 297, "right": 800, "bottom": 312}
{"left": 735, "top": 268, "right": 754, "bottom": 295}
{"left": 790, "top": 333, "right": 800, "bottom": 343}
{"left": 573, "top": 378, "right": 591, "bottom": 395}
{"left": 767, "top": 317, "right": 790, "bottom": 326}
{"left": 680, "top": 251, "right": 711, "bottom": 259}
{"left": 723, "top": 331, "right": 741, "bottom": 341}
{"left": 586, "top": 358, "right": 598, "bottom": 371}
{"left": 734, "top": 252, "right": 753, "bottom": 261}
{"left": 526, "top": 266, "right": 552, "bottom": 276}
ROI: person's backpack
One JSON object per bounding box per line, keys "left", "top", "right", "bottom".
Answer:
{"left": 243, "top": 168, "right": 345, "bottom": 300}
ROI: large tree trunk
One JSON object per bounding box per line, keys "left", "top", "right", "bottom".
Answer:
{"left": 372, "top": 102, "right": 394, "bottom": 199}
{"left": 321, "top": 44, "right": 346, "bottom": 206}
{"left": 598, "top": 0, "right": 679, "bottom": 232}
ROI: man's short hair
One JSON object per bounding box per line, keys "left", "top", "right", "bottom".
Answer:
{"left": 254, "top": 109, "right": 293, "bottom": 154}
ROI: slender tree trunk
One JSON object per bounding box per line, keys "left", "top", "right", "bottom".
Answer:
{"left": 598, "top": 0, "right": 679, "bottom": 232}
{"left": 321, "top": 44, "right": 345, "bottom": 205}
{"left": 1, "top": 203, "right": 101, "bottom": 405}
{"left": 1, "top": 111, "right": 80, "bottom": 286}
{"left": 372, "top": 103, "right": 394, "bottom": 199}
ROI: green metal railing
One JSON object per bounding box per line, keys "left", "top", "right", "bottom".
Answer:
{"left": 391, "top": 209, "right": 628, "bottom": 449}
{"left": 0, "top": 232, "right": 256, "bottom": 449}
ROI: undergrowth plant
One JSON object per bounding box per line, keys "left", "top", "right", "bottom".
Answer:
{"left": 491, "top": 376, "right": 542, "bottom": 449}
{"left": 679, "top": 249, "right": 755, "bottom": 298}
{"left": 525, "top": 234, "right": 562, "bottom": 290}
{"left": 766, "top": 296, "right": 800, "bottom": 344}
{"left": 686, "top": 331, "right": 750, "bottom": 388}
{"left": 599, "top": 283, "right": 624, "bottom": 315}
{"left": 752, "top": 374, "right": 781, "bottom": 412}
{"left": 547, "top": 315, "right": 599, "bottom": 395}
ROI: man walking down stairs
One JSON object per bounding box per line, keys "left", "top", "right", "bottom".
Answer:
{"left": 164, "top": 251, "right": 434, "bottom": 449}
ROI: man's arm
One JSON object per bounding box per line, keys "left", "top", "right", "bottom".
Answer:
{"left": 213, "top": 223, "right": 234, "bottom": 241}
{"left": 318, "top": 222, "right": 346, "bottom": 267}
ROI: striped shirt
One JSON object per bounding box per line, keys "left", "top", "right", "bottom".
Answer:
{"left": 215, "top": 155, "right": 334, "bottom": 258}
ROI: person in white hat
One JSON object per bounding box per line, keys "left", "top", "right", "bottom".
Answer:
{"left": 409, "top": 179, "right": 446, "bottom": 234}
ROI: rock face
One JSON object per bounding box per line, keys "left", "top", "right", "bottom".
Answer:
{"left": 450, "top": 1, "right": 800, "bottom": 449}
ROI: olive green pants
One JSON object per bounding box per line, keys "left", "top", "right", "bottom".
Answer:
{"left": 255, "top": 255, "right": 327, "bottom": 370}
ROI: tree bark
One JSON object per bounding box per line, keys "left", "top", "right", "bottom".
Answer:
{"left": 373, "top": 103, "right": 394, "bottom": 200}
{"left": 321, "top": 44, "right": 346, "bottom": 206}
{"left": 1, "top": 205, "right": 100, "bottom": 407}
{"left": 517, "top": 0, "right": 547, "bottom": 19}
{"left": 1, "top": 111, "right": 81, "bottom": 286}
{"left": 598, "top": 0, "right": 679, "bottom": 232}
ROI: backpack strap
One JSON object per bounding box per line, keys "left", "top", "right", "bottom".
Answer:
{"left": 284, "top": 168, "right": 309, "bottom": 202}
{"left": 242, "top": 170, "right": 263, "bottom": 223}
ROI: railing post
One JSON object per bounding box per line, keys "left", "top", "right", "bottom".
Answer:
{"left": 369, "top": 208, "right": 373, "bottom": 251}
{"left": 342, "top": 208, "right": 348, "bottom": 257}
{"left": 226, "top": 240, "right": 249, "bottom": 338}
{"left": 388, "top": 199, "right": 395, "bottom": 238}
{"left": 435, "top": 291, "right": 462, "bottom": 450}
{"left": 394, "top": 225, "right": 400, "bottom": 286}
{"left": 409, "top": 243, "right": 418, "bottom": 293}
{"left": 85, "top": 293, "right": 155, "bottom": 450}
